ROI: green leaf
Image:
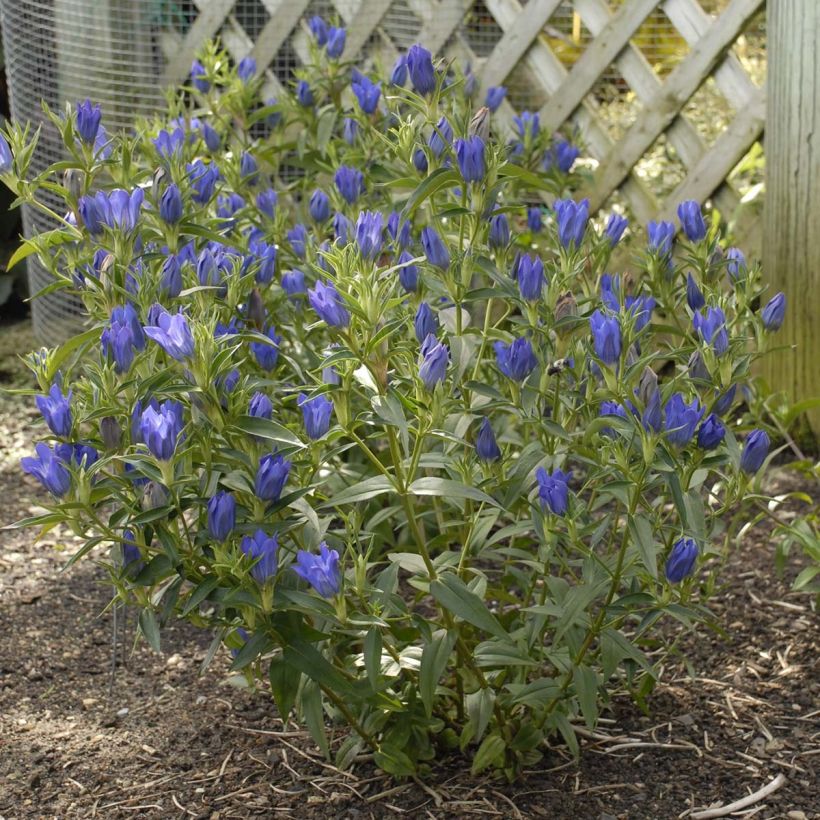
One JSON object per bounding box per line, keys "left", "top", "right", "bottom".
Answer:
{"left": 283, "top": 640, "right": 357, "bottom": 698}
{"left": 430, "top": 573, "right": 507, "bottom": 639}
{"left": 628, "top": 515, "right": 658, "bottom": 579}
{"left": 419, "top": 629, "right": 456, "bottom": 717}
{"left": 138, "top": 608, "right": 161, "bottom": 652}
{"left": 552, "top": 712, "right": 579, "bottom": 757}
{"left": 182, "top": 577, "right": 219, "bottom": 617}
{"left": 599, "top": 627, "right": 653, "bottom": 678}
{"left": 465, "top": 688, "right": 495, "bottom": 744}
{"left": 401, "top": 167, "right": 460, "bottom": 217}
{"left": 374, "top": 743, "right": 416, "bottom": 776}
{"left": 364, "top": 627, "right": 383, "bottom": 690}
{"left": 230, "top": 630, "right": 275, "bottom": 671}
{"left": 320, "top": 475, "right": 395, "bottom": 507}
{"left": 409, "top": 477, "right": 499, "bottom": 508}
{"left": 301, "top": 679, "right": 329, "bottom": 757}
{"left": 269, "top": 656, "right": 301, "bottom": 719}
{"left": 470, "top": 733, "right": 506, "bottom": 775}
{"left": 573, "top": 665, "right": 599, "bottom": 730}
{"left": 232, "top": 415, "right": 304, "bottom": 448}
{"left": 474, "top": 639, "right": 538, "bottom": 668}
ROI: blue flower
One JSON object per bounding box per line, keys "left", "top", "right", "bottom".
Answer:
{"left": 554, "top": 198, "right": 589, "bottom": 249}
{"left": 264, "top": 97, "right": 282, "bottom": 129}
{"left": 139, "top": 400, "right": 184, "bottom": 461}
{"left": 309, "top": 15, "right": 328, "bottom": 45}
{"left": 252, "top": 240, "right": 277, "bottom": 284}
{"left": 308, "top": 281, "right": 350, "bottom": 327}
{"left": 299, "top": 392, "right": 334, "bottom": 439}
{"left": 355, "top": 210, "right": 383, "bottom": 260}
{"left": 240, "top": 151, "right": 259, "bottom": 184}
{"left": 413, "top": 148, "right": 429, "bottom": 173}
{"left": 207, "top": 490, "right": 236, "bottom": 542}
{"left": 647, "top": 220, "right": 675, "bottom": 260}
{"left": 726, "top": 247, "right": 746, "bottom": 284}
{"left": 604, "top": 213, "right": 628, "bottom": 246}
{"left": 36, "top": 384, "right": 72, "bottom": 437}
{"left": 287, "top": 223, "right": 309, "bottom": 259}
{"left": 536, "top": 467, "right": 570, "bottom": 515}
{"left": 249, "top": 392, "right": 273, "bottom": 419}
{"left": 241, "top": 530, "right": 280, "bottom": 584}
{"left": 326, "top": 27, "right": 346, "bottom": 59}
{"left": 697, "top": 414, "right": 725, "bottom": 450}
{"left": 543, "top": 139, "right": 579, "bottom": 173}
{"left": 102, "top": 304, "right": 146, "bottom": 373}
{"left": 352, "top": 75, "right": 381, "bottom": 114}
{"left": 237, "top": 56, "right": 256, "bottom": 82}
{"left": 677, "top": 200, "right": 706, "bottom": 242}
{"left": 293, "top": 543, "right": 342, "bottom": 597}
{"left": 600, "top": 401, "right": 629, "bottom": 437}
{"left": 296, "top": 80, "right": 314, "bottom": 107}
{"left": 153, "top": 127, "right": 185, "bottom": 160}
{"left": 334, "top": 166, "right": 364, "bottom": 204}
{"left": 21, "top": 443, "right": 71, "bottom": 496}
{"left": 761, "top": 292, "right": 786, "bottom": 331}
{"left": 414, "top": 303, "right": 438, "bottom": 343}
{"left": 309, "top": 189, "right": 330, "bottom": 222}
{"left": 513, "top": 111, "right": 539, "bottom": 141}
{"left": 475, "top": 418, "right": 501, "bottom": 462}
{"left": 516, "top": 253, "right": 545, "bottom": 301}
{"left": 636, "top": 367, "right": 663, "bottom": 432}
{"left": 397, "top": 249, "right": 419, "bottom": 292}
{"left": 0, "top": 134, "right": 12, "bottom": 173}
{"left": 589, "top": 310, "right": 621, "bottom": 365}
{"left": 390, "top": 55, "right": 407, "bottom": 86}
{"left": 387, "top": 212, "right": 412, "bottom": 249}
{"left": 190, "top": 60, "right": 209, "bottom": 92}
{"left": 76, "top": 99, "right": 102, "bottom": 145}
{"left": 255, "top": 452, "right": 291, "bottom": 502}
{"left": 625, "top": 294, "right": 656, "bottom": 332}
{"left": 740, "top": 429, "right": 770, "bottom": 474}
{"left": 188, "top": 160, "right": 218, "bottom": 204}
{"left": 419, "top": 334, "right": 449, "bottom": 390}
{"left": 464, "top": 63, "right": 477, "bottom": 96}
{"left": 256, "top": 188, "right": 277, "bottom": 219}
{"left": 250, "top": 325, "right": 282, "bottom": 371}
{"left": 485, "top": 86, "right": 506, "bottom": 112}
{"left": 282, "top": 269, "right": 306, "bottom": 297}
{"left": 494, "top": 336, "right": 537, "bottom": 381}
{"left": 714, "top": 384, "right": 736, "bottom": 416}
{"left": 55, "top": 442, "right": 99, "bottom": 469}
{"left": 96, "top": 188, "right": 144, "bottom": 233}
{"left": 407, "top": 44, "right": 436, "bottom": 95}
{"left": 664, "top": 393, "right": 704, "bottom": 447}
{"left": 665, "top": 537, "right": 698, "bottom": 583}
{"left": 199, "top": 120, "right": 220, "bottom": 151}
{"left": 686, "top": 273, "right": 705, "bottom": 311}
{"left": 121, "top": 529, "right": 144, "bottom": 576}
{"left": 455, "top": 135, "right": 485, "bottom": 183}
{"left": 489, "top": 212, "right": 510, "bottom": 248}
{"left": 144, "top": 306, "right": 195, "bottom": 361}
{"left": 421, "top": 226, "right": 449, "bottom": 269}
{"left": 428, "top": 117, "right": 453, "bottom": 158}
{"left": 527, "top": 206, "right": 543, "bottom": 233}
{"left": 693, "top": 307, "right": 729, "bottom": 356}
{"left": 343, "top": 117, "right": 359, "bottom": 145}
{"left": 160, "top": 254, "right": 182, "bottom": 298}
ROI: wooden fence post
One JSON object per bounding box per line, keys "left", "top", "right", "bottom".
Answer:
{"left": 764, "top": 0, "right": 820, "bottom": 437}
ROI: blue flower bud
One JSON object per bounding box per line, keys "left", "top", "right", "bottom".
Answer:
{"left": 419, "top": 334, "right": 449, "bottom": 390}
{"left": 554, "top": 198, "right": 589, "bottom": 249}
{"left": 407, "top": 44, "right": 436, "bottom": 95}
{"left": 421, "top": 226, "right": 449, "bottom": 270}
{"left": 527, "top": 206, "right": 543, "bottom": 233}
{"left": 413, "top": 147, "right": 429, "bottom": 173}
{"left": 761, "top": 292, "right": 786, "bottom": 331}
{"left": 600, "top": 401, "right": 629, "bottom": 437}
{"left": 0, "top": 134, "right": 13, "bottom": 173}
{"left": 207, "top": 490, "right": 236, "bottom": 542}
{"left": 241, "top": 530, "right": 279, "bottom": 584}
{"left": 697, "top": 414, "right": 725, "bottom": 450}
{"left": 726, "top": 247, "right": 746, "bottom": 284}
{"left": 76, "top": 99, "right": 102, "bottom": 145}
{"left": 604, "top": 213, "right": 628, "bottom": 246}
{"left": 494, "top": 336, "right": 537, "bottom": 381}
{"left": 190, "top": 60, "right": 209, "bottom": 92}
{"left": 334, "top": 165, "right": 364, "bottom": 205}
{"left": 308, "top": 281, "right": 349, "bottom": 327}
{"left": 489, "top": 212, "right": 510, "bottom": 248}
{"left": 326, "top": 27, "right": 346, "bottom": 59}
{"left": 296, "top": 80, "right": 314, "bottom": 108}
{"left": 396, "top": 249, "right": 419, "bottom": 293}
{"left": 159, "top": 184, "right": 183, "bottom": 225}
{"left": 122, "top": 529, "right": 144, "bottom": 576}
{"left": 253, "top": 241, "right": 277, "bottom": 284}
{"left": 664, "top": 393, "right": 705, "bottom": 447}
{"left": 101, "top": 304, "right": 146, "bottom": 373}
{"left": 237, "top": 56, "right": 256, "bottom": 82}
{"left": 665, "top": 537, "right": 698, "bottom": 583}
{"left": 36, "top": 384, "right": 72, "bottom": 437}
{"left": 740, "top": 429, "right": 770, "bottom": 474}
{"left": 414, "top": 303, "right": 438, "bottom": 343}
{"left": 293, "top": 543, "right": 341, "bottom": 597}
{"left": 714, "top": 384, "right": 736, "bottom": 416}
{"left": 299, "top": 392, "right": 334, "bottom": 439}
{"left": 249, "top": 392, "right": 273, "bottom": 419}
{"left": 21, "top": 443, "right": 71, "bottom": 496}
{"left": 343, "top": 117, "right": 359, "bottom": 145}
{"left": 287, "top": 223, "right": 309, "bottom": 259}
{"left": 255, "top": 452, "right": 291, "bottom": 502}
{"left": 55, "top": 442, "right": 98, "bottom": 470}
{"left": 485, "top": 86, "right": 506, "bottom": 112}
{"left": 309, "top": 189, "right": 330, "bottom": 222}
{"left": 199, "top": 120, "right": 220, "bottom": 151}
{"left": 589, "top": 310, "right": 621, "bottom": 365}
{"left": 636, "top": 366, "right": 662, "bottom": 432}
{"left": 256, "top": 188, "right": 277, "bottom": 219}
{"left": 455, "top": 135, "right": 485, "bottom": 183}
{"left": 282, "top": 269, "right": 306, "bottom": 297}
{"left": 686, "top": 273, "right": 705, "bottom": 311}
{"left": 693, "top": 307, "right": 729, "bottom": 356}
{"left": 160, "top": 254, "right": 183, "bottom": 298}
{"left": 250, "top": 325, "right": 282, "bottom": 371}
{"left": 625, "top": 294, "right": 656, "bottom": 332}
{"left": 464, "top": 63, "right": 477, "bottom": 96}
{"left": 352, "top": 75, "right": 381, "bottom": 114}
{"left": 355, "top": 210, "right": 383, "bottom": 260}
{"left": 513, "top": 111, "right": 539, "bottom": 141}
{"left": 187, "top": 160, "right": 218, "bottom": 204}
{"left": 536, "top": 467, "right": 569, "bottom": 515}
{"left": 647, "top": 220, "right": 675, "bottom": 260}
{"left": 516, "top": 253, "right": 545, "bottom": 301}
{"left": 139, "top": 400, "right": 183, "bottom": 462}
{"left": 309, "top": 15, "right": 328, "bottom": 45}
{"left": 428, "top": 116, "right": 453, "bottom": 158}
{"left": 390, "top": 55, "right": 407, "bottom": 86}
{"left": 153, "top": 127, "right": 185, "bottom": 160}
{"left": 543, "top": 139, "right": 579, "bottom": 173}
{"left": 475, "top": 418, "right": 501, "bottom": 462}
{"left": 677, "top": 200, "right": 706, "bottom": 242}
{"left": 144, "top": 306, "right": 195, "bottom": 360}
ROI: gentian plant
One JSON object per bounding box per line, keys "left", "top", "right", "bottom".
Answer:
{"left": 2, "top": 25, "right": 792, "bottom": 779}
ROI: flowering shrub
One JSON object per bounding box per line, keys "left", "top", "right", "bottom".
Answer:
{"left": 3, "top": 26, "right": 790, "bottom": 778}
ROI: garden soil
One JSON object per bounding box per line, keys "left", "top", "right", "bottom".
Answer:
{"left": 0, "top": 317, "right": 817, "bottom": 819}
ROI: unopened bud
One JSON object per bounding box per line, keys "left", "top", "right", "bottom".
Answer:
{"left": 141, "top": 480, "right": 169, "bottom": 511}
{"left": 688, "top": 350, "right": 710, "bottom": 382}
{"left": 469, "top": 106, "right": 490, "bottom": 143}
{"left": 246, "top": 288, "right": 266, "bottom": 328}
{"left": 63, "top": 168, "right": 83, "bottom": 202}
{"left": 554, "top": 291, "right": 577, "bottom": 325}
{"left": 100, "top": 416, "right": 122, "bottom": 450}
